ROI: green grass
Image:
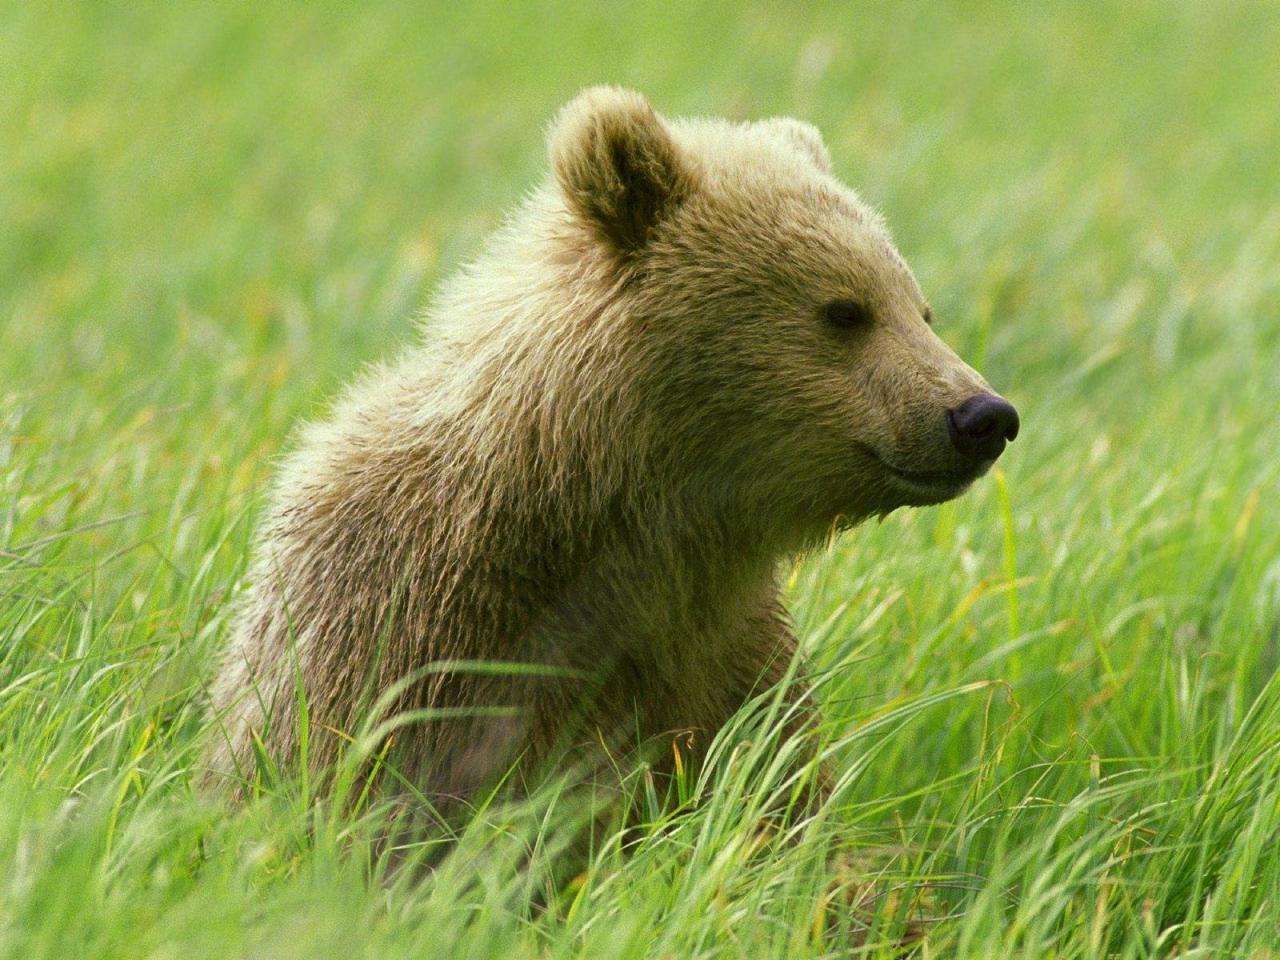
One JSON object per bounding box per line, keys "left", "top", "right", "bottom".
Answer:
{"left": 3, "top": 0, "right": 1280, "bottom": 955}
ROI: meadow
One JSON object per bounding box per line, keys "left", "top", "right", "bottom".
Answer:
{"left": 3, "top": 1, "right": 1279, "bottom": 956}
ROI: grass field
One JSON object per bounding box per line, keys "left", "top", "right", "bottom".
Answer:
{"left": 3, "top": 1, "right": 1280, "bottom": 956}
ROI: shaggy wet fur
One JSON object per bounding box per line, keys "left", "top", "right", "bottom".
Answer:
{"left": 206, "top": 88, "right": 1002, "bottom": 810}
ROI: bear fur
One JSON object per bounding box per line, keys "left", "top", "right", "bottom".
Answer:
{"left": 206, "top": 88, "right": 1012, "bottom": 809}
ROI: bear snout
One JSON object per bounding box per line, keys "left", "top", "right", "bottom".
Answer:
{"left": 946, "top": 394, "right": 1020, "bottom": 462}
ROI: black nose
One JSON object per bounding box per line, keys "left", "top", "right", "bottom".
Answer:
{"left": 947, "top": 394, "right": 1020, "bottom": 461}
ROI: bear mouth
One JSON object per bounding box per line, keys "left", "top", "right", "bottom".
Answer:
{"left": 867, "top": 450, "right": 991, "bottom": 500}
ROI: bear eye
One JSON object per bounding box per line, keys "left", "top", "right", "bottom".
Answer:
{"left": 821, "top": 298, "right": 873, "bottom": 329}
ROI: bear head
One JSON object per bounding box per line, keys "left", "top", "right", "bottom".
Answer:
{"left": 548, "top": 87, "right": 1018, "bottom": 539}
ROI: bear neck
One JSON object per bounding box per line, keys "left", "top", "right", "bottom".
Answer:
{"left": 401, "top": 204, "right": 824, "bottom": 642}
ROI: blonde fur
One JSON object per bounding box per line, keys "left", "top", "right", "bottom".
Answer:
{"left": 206, "top": 88, "right": 1004, "bottom": 808}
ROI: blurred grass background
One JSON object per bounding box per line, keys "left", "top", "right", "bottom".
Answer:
{"left": 2, "top": 1, "right": 1279, "bottom": 956}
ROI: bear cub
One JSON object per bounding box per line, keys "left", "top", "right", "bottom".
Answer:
{"left": 207, "top": 87, "right": 1019, "bottom": 810}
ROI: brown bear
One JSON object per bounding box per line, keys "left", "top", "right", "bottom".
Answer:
{"left": 205, "top": 87, "right": 1019, "bottom": 812}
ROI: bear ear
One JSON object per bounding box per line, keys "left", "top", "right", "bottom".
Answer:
{"left": 761, "top": 118, "right": 831, "bottom": 172}
{"left": 549, "top": 87, "right": 694, "bottom": 253}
